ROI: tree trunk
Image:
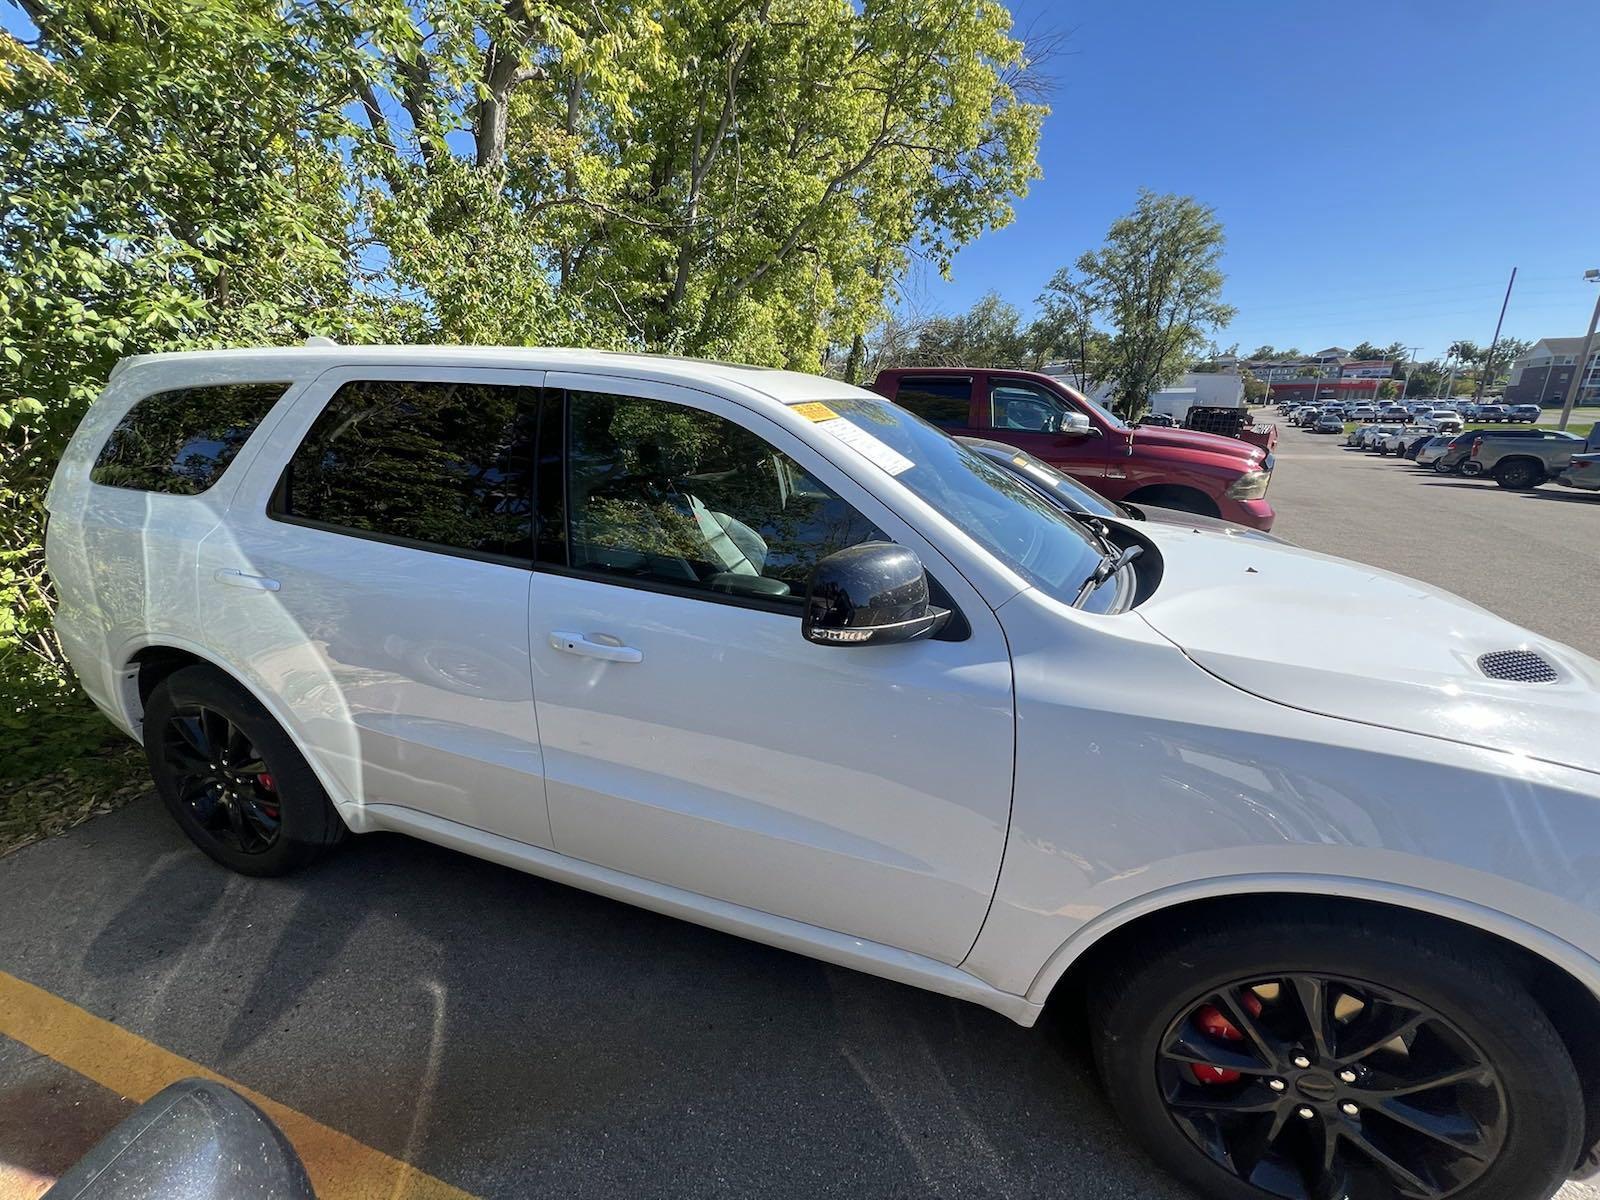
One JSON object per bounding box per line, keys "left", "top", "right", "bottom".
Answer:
{"left": 844, "top": 333, "right": 866, "bottom": 384}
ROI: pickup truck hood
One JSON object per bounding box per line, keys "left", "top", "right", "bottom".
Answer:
{"left": 1129, "top": 425, "right": 1267, "bottom": 465}
{"left": 1133, "top": 527, "right": 1600, "bottom": 775}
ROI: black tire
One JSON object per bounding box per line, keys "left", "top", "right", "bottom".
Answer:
{"left": 1090, "top": 913, "right": 1583, "bottom": 1200}
{"left": 1125, "top": 485, "right": 1222, "bottom": 519}
{"left": 144, "top": 665, "right": 345, "bottom": 876}
{"left": 1434, "top": 459, "right": 1455, "bottom": 474}
{"left": 1494, "top": 460, "right": 1543, "bottom": 490}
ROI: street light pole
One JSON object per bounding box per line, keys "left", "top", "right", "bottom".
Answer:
{"left": 1557, "top": 269, "right": 1600, "bottom": 431}
{"left": 1474, "top": 267, "right": 1517, "bottom": 405}
{"left": 1401, "top": 344, "right": 1420, "bottom": 401}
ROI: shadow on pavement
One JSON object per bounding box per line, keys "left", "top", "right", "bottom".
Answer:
{"left": 3, "top": 797, "right": 1187, "bottom": 1200}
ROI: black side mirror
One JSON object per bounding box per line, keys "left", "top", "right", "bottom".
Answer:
{"left": 802, "top": 542, "right": 950, "bottom": 647}
{"left": 42, "top": 1078, "right": 314, "bottom": 1200}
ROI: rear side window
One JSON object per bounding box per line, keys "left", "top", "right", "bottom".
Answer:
{"left": 892, "top": 377, "right": 972, "bottom": 429}
{"left": 273, "top": 379, "right": 538, "bottom": 562}
{"left": 91, "top": 383, "right": 288, "bottom": 495}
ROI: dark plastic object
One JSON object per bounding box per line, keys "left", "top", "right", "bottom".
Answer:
{"left": 802, "top": 542, "right": 949, "bottom": 646}
{"left": 42, "top": 1078, "right": 315, "bottom": 1200}
{"left": 1182, "top": 405, "right": 1249, "bottom": 438}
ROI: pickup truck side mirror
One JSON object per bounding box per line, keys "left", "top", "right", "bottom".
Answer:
{"left": 1056, "top": 411, "right": 1099, "bottom": 437}
{"left": 802, "top": 543, "right": 950, "bottom": 647}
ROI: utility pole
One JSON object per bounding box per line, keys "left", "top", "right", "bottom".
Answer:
{"left": 1474, "top": 267, "right": 1517, "bottom": 404}
{"left": 1401, "top": 344, "right": 1420, "bottom": 401}
{"left": 1557, "top": 269, "right": 1600, "bottom": 430}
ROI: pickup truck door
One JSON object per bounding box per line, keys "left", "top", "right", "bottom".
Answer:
{"left": 977, "top": 373, "right": 1115, "bottom": 479}
{"left": 525, "top": 373, "right": 1016, "bottom": 964}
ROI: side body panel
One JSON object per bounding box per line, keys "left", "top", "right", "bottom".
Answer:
{"left": 194, "top": 365, "right": 552, "bottom": 846}
{"left": 527, "top": 371, "right": 1017, "bottom": 965}
{"left": 44, "top": 360, "right": 310, "bottom": 732}
{"left": 966, "top": 588, "right": 1600, "bottom": 1004}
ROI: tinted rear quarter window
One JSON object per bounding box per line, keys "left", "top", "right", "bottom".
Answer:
{"left": 893, "top": 377, "right": 972, "bottom": 429}
{"left": 91, "top": 383, "right": 288, "bottom": 494}
{"left": 273, "top": 379, "right": 537, "bottom": 561}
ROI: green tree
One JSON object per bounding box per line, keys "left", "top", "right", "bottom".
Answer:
{"left": 1480, "top": 336, "right": 1532, "bottom": 386}
{"left": 0, "top": 0, "right": 1051, "bottom": 781}
{"left": 1056, "top": 191, "right": 1235, "bottom": 417}
{"left": 1035, "top": 268, "right": 1112, "bottom": 387}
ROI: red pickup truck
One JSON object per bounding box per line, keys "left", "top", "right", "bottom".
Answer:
{"left": 871, "top": 368, "right": 1276, "bottom": 530}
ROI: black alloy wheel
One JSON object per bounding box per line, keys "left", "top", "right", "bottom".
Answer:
{"left": 159, "top": 704, "right": 282, "bottom": 855}
{"left": 143, "top": 665, "right": 344, "bottom": 875}
{"left": 1157, "top": 973, "right": 1504, "bottom": 1198}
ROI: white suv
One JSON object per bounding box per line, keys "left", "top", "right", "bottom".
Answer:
{"left": 47, "top": 346, "right": 1600, "bottom": 1200}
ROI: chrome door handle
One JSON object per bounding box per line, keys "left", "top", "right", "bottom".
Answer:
{"left": 214, "top": 568, "right": 280, "bottom": 592}
{"left": 549, "top": 631, "right": 642, "bottom": 664}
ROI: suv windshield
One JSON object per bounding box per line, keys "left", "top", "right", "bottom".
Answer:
{"left": 813, "top": 397, "right": 1128, "bottom": 612}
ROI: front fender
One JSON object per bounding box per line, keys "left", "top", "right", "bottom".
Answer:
{"left": 965, "top": 588, "right": 1600, "bottom": 1002}
{"left": 1020, "top": 868, "right": 1600, "bottom": 1009}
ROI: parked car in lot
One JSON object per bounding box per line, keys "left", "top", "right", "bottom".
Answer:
{"left": 1559, "top": 452, "right": 1600, "bottom": 490}
{"left": 1425, "top": 409, "right": 1464, "bottom": 433}
{"left": 1433, "top": 427, "right": 1551, "bottom": 473}
{"left": 1311, "top": 413, "right": 1345, "bottom": 433}
{"left": 46, "top": 345, "right": 1600, "bottom": 1200}
{"left": 1346, "top": 404, "right": 1377, "bottom": 423}
{"left": 1377, "top": 404, "right": 1410, "bottom": 423}
{"left": 1413, "top": 434, "right": 1455, "bottom": 466}
{"left": 1507, "top": 404, "right": 1544, "bottom": 424}
{"left": 1475, "top": 403, "right": 1510, "bottom": 422}
{"left": 958, "top": 438, "right": 1284, "bottom": 541}
{"left": 1379, "top": 423, "right": 1434, "bottom": 455}
{"left": 1290, "top": 405, "right": 1319, "bottom": 426}
{"left": 871, "top": 369, "right": 1275, "bottom": 528}
{"left": 1359, "top": 423, "right": 1404, "bottom": 449}
{"left": 1140, "top": 412, "right": 1177, "bottom": 427}
{"left": 1344, "top": 423, "right": 1374, "bottom": 447}
{"left": 1463, "top": 427, "right": 1593, "bottom": 488}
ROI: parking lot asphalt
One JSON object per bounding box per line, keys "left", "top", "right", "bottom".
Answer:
{"left": 2, "top": 425, "right": 1599, "bottom": 1200}
{"left": 1263, "top": 418, "right": 1599, "bottom": 660}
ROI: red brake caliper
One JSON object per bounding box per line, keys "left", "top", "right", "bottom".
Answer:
{"left": 256, "top": 772, "right": 279, "bottom": 816}
{"left": 1190, "top": 991, "right": 1264, "bottom": 1085}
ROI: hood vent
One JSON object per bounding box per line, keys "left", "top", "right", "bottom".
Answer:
{"left": 1477, "top": 649, "right": 1558, "bottom": 684}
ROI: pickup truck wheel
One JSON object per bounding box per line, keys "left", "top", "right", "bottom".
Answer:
{"left": 1493, "top": 460, "right": 1543, "bottom": 490}
{"left": 1090, "top": 916, "right": 1583, "bottom": 1200}
{"left": 144, "top": 665, "right": 346, "bottom": 876}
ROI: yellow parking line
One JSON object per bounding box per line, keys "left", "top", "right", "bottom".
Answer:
{"left": 0, "top": 970, "right": 475, "bottom": 1200}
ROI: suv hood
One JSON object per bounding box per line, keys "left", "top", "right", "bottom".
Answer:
{"left": 1133, "top": 527, "right": 1600, "bottom": 775}
{"left": 1129, "top": 424, "right": 1265, "bottom": 464}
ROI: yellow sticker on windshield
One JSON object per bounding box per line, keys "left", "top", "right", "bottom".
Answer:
{"left": 793, "top": 402, "right": 839, "bottom": 422}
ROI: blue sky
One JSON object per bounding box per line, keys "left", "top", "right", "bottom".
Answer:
{"left": 914, "top": 0, "right": 1600, "bottom": 361}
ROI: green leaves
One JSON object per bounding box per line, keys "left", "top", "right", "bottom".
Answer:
{"left": 1041, "top": 190, "right": 1235, "bottom": 418}
{"left": 1, "top": 0, "right": 1044, "bottom": 772}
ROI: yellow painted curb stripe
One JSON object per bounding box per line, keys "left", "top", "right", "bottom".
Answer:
{"left": 0, "top": 970, "right": 475, "bottom": 1200}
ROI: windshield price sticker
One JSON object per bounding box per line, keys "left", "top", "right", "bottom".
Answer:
{"left": 814, "top": 417, "right": 915, "bottom": 476}
{"left": 792, "top": 401, "right": 840, "bottom": 423}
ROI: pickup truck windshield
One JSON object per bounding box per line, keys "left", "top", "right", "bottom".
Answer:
{"left": 810, "top": 398, "right": 1124, "bottom": 612}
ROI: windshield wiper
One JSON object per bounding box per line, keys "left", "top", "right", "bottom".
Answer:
{"left": 1074, "top": 544, "right": 1143, "bottom": 607}
{"left": 1063, "top": 510, "right": 1119, "bottom": 557}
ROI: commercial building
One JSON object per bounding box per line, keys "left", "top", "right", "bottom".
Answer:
{"left": 1261, "top": 378, "right": 1387, "bottom": 406}
{"left": 1505, "top": 337, "right": 1600, "bottom": 409}
{"left": 1147, "top": 372, "right": 1246, "bottom": 420}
